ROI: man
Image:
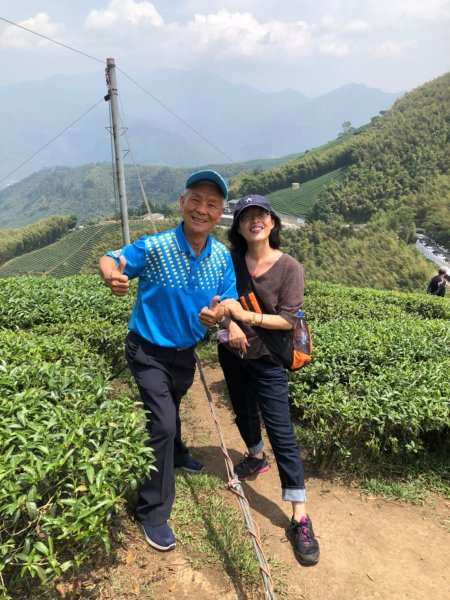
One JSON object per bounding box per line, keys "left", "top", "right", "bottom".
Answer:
{"left": 427, "top": 267, "right": 448, "bottom": 297}
{"left": 99, "top": 170, "right": 237, "bottom": 551}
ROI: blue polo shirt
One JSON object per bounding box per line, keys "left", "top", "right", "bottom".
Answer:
{"left": 106, "top": 223, "right": 237, "bottom": 348}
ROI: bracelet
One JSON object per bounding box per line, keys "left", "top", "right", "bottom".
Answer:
{"left": 250, "top": 312, "right": 264, "bottom": 326}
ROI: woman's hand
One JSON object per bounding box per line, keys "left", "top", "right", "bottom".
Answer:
{"left": 221, "top": 299, "right": 248, "bottom": 322}
{"left": 228, "top": 321, "right": 249, "bottom": 355}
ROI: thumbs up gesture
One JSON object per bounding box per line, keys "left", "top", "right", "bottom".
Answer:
{"left": 105, "top": 255, "right": 129, "bottom": 296}
{"left": 199, "top": 295, "right": 225, "bottom": 327}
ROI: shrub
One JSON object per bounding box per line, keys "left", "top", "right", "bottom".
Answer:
{"left": 290, "top": 319, "right": 450, "bottom": 466}
{"left": 0, "top": 330, "right": 151, "bottom": 592}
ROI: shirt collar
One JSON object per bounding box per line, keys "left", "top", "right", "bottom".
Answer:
{"left": 175, "top": 222, "right": 212, "bottom": 259}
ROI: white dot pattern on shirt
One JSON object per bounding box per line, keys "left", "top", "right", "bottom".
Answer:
{"left": 141, "top": 231, "right": 229, "bottom": 290}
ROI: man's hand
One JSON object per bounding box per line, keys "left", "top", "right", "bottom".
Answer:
{"left": 228, "top": 321, "right": 249, "bottom": 355}
{"left": 105, "top": 255, "right": 129, "bottom": 296}
{"left": 199, "top": 295, "right": 225, "bottom": 327}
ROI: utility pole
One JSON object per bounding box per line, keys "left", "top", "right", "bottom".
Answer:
{"left": 105, "top": 58, "right": 130, "bottom": 245}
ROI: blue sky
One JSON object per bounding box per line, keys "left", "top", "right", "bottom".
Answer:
{"left": 0, "top": 0, "right": 449, "bottom": 95}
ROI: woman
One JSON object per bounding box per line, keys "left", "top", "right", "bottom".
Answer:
{"left": 218, "top": 195, "right": 319, "bottom": 566}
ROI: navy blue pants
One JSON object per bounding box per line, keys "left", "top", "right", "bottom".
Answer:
{"left": 125, "top": 332, "right": 195, "bottom": 526}
{"left": 218, "top": 345, "right": 306, "bottom": 501}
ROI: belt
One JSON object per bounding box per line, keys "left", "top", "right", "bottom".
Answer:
{"left": 128, "top": 331, "right": 195, "bottom": 354}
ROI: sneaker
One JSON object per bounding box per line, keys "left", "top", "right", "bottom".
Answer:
{"left": 234, "top": 453, "right": 270, "bottom": 480}
{"left": 286, "top": 515, "right": 320, "bottom": 566}
{"left": 174, "top": 454, "right": 204, "bottom": 474}
{"left": 141, "top": 522, "right": 176, "bottom": 551}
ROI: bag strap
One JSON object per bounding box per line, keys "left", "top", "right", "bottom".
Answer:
{"left": 231, "top": 253, "right": 293, "bottom": 368}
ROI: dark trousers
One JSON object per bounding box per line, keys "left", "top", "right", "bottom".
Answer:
{"left": 125, "top": 332, "right": 195, "bottom": 526}
{"left": 218, "top": 344, "right": 305, "bottom": 494}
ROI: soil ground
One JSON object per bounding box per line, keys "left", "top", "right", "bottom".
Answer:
{"left": 57, "top": 366, "right": 449, "bottom": 600}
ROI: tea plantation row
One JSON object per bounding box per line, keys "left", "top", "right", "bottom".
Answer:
{"left": 0, "top": 278, "right": 148, "bottom": 598}
{"left": 0, "top": 275, "right": 449, "bottom": 597}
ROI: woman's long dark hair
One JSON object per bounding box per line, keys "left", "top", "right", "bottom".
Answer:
{"left": 228, "top": 212, "right": 282, "bottom": 255}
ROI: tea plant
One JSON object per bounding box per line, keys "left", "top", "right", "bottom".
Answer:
{"left": 290, "top": 318, "right": 450, "bottom": 466}
{"left": 0, "top": 330, "right": 152, "bottom": 595}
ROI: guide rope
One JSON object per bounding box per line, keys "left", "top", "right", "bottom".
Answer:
{"left": 194, "top": 353, "right": 277, "bottom": 600}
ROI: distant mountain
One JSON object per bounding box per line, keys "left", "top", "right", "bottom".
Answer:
{"left": 232, "top": 72, "right": 450, "bottom": 248}
{"left": 0, "top": 69, "right": 399, "bottom": 184}
{"left": 0, "top": 153, "right": 303, "bottom": 228}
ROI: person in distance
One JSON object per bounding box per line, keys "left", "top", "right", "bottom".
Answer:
{"left": 427, "top": 267, "right": 448, "bottom": 297}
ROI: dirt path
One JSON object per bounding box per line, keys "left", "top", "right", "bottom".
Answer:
{"left": 185, "top": 365, "right": 450, "bottom": 600}
{"left": 66, "top": 365, "right": 449, "bottom": 600}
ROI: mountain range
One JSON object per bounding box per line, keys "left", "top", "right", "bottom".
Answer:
{"left": 1, "top": 69, "right": 399, "bottom": 185}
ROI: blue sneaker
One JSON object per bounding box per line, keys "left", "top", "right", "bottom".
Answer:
{"left": 141, "top": 522, "right": 176, "bottom": 551}
{"left": 174, "top": 454, "right": 204, "bottom": 474}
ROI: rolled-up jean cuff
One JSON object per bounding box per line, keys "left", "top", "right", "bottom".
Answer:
{"left": 282, "top": 488, "right": 307, "bottom": 502}
{"left": 248, "top": 440, "right": 264, "bottom": 455}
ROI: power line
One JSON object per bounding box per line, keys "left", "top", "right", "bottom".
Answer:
{"left": 117, "top": 67, "right": 235, "bottom": 163}
{"left": 0, "top": 98, "right": 105, "bottom": 186}
{"left": 117, "top": 96, "right": 157, "bottom": 233}
{"left": 0, "top": 15, "right": 103, "bottom": 64}
{"left": 1, "top": 15, "right": 235, "bottom": 163}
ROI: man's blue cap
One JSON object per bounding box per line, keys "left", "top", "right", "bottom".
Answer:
{"left": 185, "top": 170, "right": 228, "bottom": 200}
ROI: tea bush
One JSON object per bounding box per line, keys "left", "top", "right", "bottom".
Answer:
{"left": 304, "top": 281, "right": 450, "bottom": 323}
{"left": 0, "top": 276, "right": 133, "bottom": 329}
{"left": 290, "top": 318, "right": 450, "bottom": 466}
{"left": 1, "top": 273, "right": 449, "bottom": 597}
{"left": 0, "top": 329, "right": 151, "bottom": 594}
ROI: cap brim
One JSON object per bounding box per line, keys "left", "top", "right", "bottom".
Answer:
{"left": 186, "top": 170, "right": 228, "bottom": 200}
{"left": 234, "top": 202, "right": 277, "bottom": 222}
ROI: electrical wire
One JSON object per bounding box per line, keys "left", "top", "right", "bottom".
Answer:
{"left": 0, "top": 16, "right": 103, "bottom": 64}
{"left": 117, "top": 96, "right": 157, "bottom": 233}
{"left": 0, "top": 98, "right": 105, "bottom": 186}
{"left": 117, "top": 67, "right": 235, "bottom": 163}
{"left": 1, "top": 15, "right": 235, "bottom": 164}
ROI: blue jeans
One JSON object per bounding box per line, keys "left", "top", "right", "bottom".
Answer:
{"left": 218, "top": 345, "right": 306, "bottom": 502}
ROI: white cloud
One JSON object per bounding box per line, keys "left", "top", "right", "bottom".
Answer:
{"left": 320, "top": 16, "right": 370, "bottom": 34}
{"left": 0, "top": 12, "right": 63, "bottom": 48}
{"left": 85, "top": 0, "right": 164, "bottom": 30}
{"left": 344, "top": 19, "right": 370, "bottom": 33}
{"left": 319, "top": 36, "right": 350, "bottom": 57}
{"left": 372, "top": 40, "right": 413, "bottom": 58}
{"left": 368, "top": 0, "right": 450, "bottom": 21}
{"left": 184, "top": 10, "right": 312, "bottom": 58}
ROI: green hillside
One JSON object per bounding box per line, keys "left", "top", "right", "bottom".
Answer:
{"left": 0, "top": 215, "right": 76, "bottom": 266}
{"left": 0, "top": 153, "right": 303, "bottom": 229}
{"left": 0, "top": 219, "right": 179, "bottom": 278}
{"left": 312, "top": 73, "right": 450, "bottom": 245}
{"left": 0, "top": 223, "right": 117, "bottom": 277}
{"left": 0, "top": 214, "right": 432, "bottom": 291}
{"left": 230, "top": 73, "right": 450, "bottom": 249}
{"left": 267, "top": 169, "right": 343, "bottom": 216}
{"left": 229, "top": 128, "right": 362, "bottom": 198}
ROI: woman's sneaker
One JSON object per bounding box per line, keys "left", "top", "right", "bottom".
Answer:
{"left": 234, "top": 453, "right": 270, "bottom": 480}
{"left": 286, "top": 515, "right": 320, "bottom": 566}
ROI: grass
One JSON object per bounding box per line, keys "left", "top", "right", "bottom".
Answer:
{"left": 359, "top": 461, "right": 450, "bottom": 505}
{"left": 172, "top": 472, "right": 262, "bottom": 596}
{"left": 267, "top": 168, "right": 343, "bottom": 216}
{"left": 296, "top": 426, "right": 450, "bottom": 506}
